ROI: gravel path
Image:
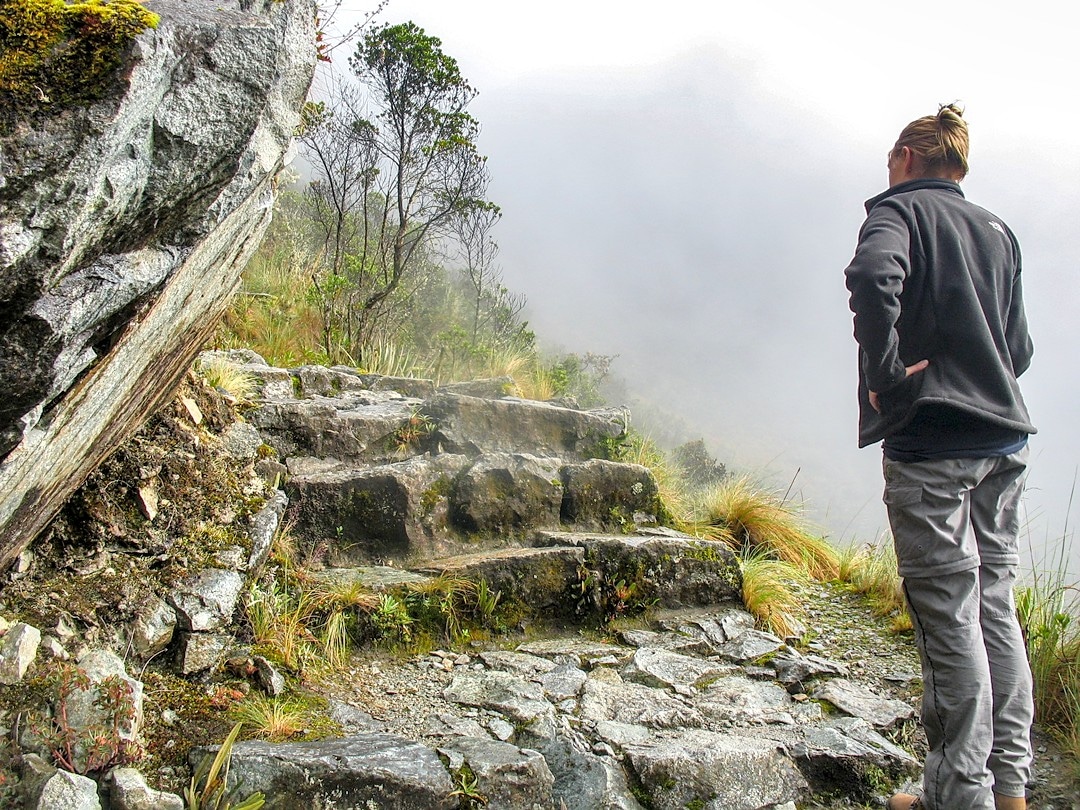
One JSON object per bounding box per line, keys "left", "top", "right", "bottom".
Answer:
{"left": 311, "top": 580, "right": 1079, "bottom": 809}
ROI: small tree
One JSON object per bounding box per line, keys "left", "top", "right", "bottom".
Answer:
{"left": 448, "top": 202, "right": 527, "bottom": 350}
{"left": 346, "top": 21, "right": 491, "bottom": 351}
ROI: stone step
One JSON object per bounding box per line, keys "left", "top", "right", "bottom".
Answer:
{"left": 226, "top": 734, "right": 457, "bottom": 809}
{"left": 284, "top": 454, "right": 666, "bottom": 565}
{"left": 409, "top": 529, "right": 742, "bottom": 624}
{"left": 535, "top": 529, "right": 743, "bottom": 611}
{"left": 419, "top": 392, "right": 627, "bottom": 460}
{"left": 298, "top": 529, "right": 745, "bottom": 630}
{"left": 232, "top": 351, "right": 629, "bottom": 466}
{"left": 250, "top": 392, "right": 423, "bottom": 466}
{"left": 307, "top": 565, "right": 434, "bottom": 593}
{"left": 413, "top": 546, "right": 586, "bottom": 622}
{"left": 284, "top": 454, "right": 470, "bottom": 565}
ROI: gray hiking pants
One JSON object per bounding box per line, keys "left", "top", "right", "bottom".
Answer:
{"left": 883, "top": 449, "right": 1034, "bottom": 810}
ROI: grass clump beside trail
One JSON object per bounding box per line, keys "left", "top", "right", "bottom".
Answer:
{"left": 684, "top": 475, "right": 840, "bottom": 581}
{"left": 1018, "top": 541, "right": 1080, "bottom": 780}
{"left": 671, "top": 474, "right": 837, "bottom": 637}
{"left": 837, "top": 540, "right": 911, "bottom": 633}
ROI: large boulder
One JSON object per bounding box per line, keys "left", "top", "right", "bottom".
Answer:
{"left": 0, "top": 0, "right": 318, "bottom": 569}
{"left": 621, "top": 729, "right": 808, "bottom": 810}
{"left": 449, "top": 453, "right": 564, "bottom": 535}
{"left": 225, "top": 734, "right": 457, "bottom": 810}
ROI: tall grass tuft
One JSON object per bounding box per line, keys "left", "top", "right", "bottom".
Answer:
{"left": 837, "top": 540, "right": 907, "bottom": 623}
{"left": 739, "top": 551, "right": 806, "bottom": 638}
{"left": 195, "top": 355, "right": 260, "bottom": 403}
{"left": 687, "top": 475, "right": 840, "bottom": 580}
{"left": 1017, "top": 544, "right": 1080, "bottom": 773}
{"left": 231, "top": 695, "right": 307, "bottom": 741}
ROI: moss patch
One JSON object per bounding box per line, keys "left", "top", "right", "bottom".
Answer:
{"left": 0, "top": 0, "right": 158, "bottom": 116}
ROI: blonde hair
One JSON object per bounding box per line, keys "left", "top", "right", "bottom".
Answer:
{"left": 893, "top": 103, "right": 969, "bottom": 179}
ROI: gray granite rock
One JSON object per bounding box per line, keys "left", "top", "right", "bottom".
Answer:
{"left": 537, "top": 532, "right": 742, "bottom": 610}
{"left": 812, "top": 678, "right": 916, "bottom": 729}
{"left": 480, "top": 650, "right": 559, "bottom": 677}
{"left": 444, "top": 670, "right": 554, "bottom": 727}
{"left": 221, "top": 421, "right": 263, "bottom": 460}
{"left": 449, "top": 452, "right": 564, "bottom": 535}
{"left": 419, "top": 393, "right": 626, "bottom": 459}
{"left": 169, "top": 568, "right": 244, "bottom": 632}
{"left": 695, "top": 674, "right": 798, "bottom": 726}
{"left": 25, "top": 767, "right": 102, "bottom": 810}
{"left": 623, "top": 646, "right": 734, "bottom": 690}
{"left": 248, "top": 489, "right": 288, "bottom": 570}
{"left": 539, "top": 663, "right": 588, "bottom": 703}
{"left": 176, "top": 631, "right": 231, "bottom": 675}
{"left": 226, "top": 734, "right": 456, "bottom": 809}
{"left": 285, "top": 453, "right": 470, "bottom": 563}
{"left": 714, "top": 629, "right": 786, "bottom": 662}
{"left": 578, "top": 669, "right": 705, "bottom": 730}
{"left": 129, "top": 598, "right": 177, "bottom": 660}
{"left": 622, "top": 729, "right": 808, "bottom": 810}
{"left": 0, "top": 621, "right": 41, "bottom": 683}
{"left": 560, "top": 459, "right": 662, "bottom": 529}
{"left": 326, "top": 699, "right": 387, "bottom": 735}
{"left": 108, "top": 767, "right": 184, "bottom": 810}
{"left": 438, "top": 736, "right": 555, "bottom": 810}
{"left": 0, "top": 0, "right": 318, "bottom": 569}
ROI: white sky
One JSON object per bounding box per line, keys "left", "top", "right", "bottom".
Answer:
{"left": 326, "top": 1, "right": 1080, "bottom": 571}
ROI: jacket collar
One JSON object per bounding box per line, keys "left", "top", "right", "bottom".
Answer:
{"left": 864, "top": 178, "right": 964, "bottom": 214}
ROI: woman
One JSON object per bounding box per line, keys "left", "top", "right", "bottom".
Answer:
{"left": 844, "top": 104, "right": 1035, "bottom": 810}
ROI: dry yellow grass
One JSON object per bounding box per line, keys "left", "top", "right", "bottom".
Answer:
{"left": 838, "top": 540, "right": 907, "bottom": 620}
{"left": 739, "top": 552, "right": 806, "bottom": 638}
{"left": 232, "top": 695, "right": 307, "bottom": 741}
{"left": 687, "top": 475, "right": 839, "bottom": 580}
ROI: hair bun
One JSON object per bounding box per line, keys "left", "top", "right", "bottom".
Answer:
{"left": 937, "top": 102, "right": 965, "bottom": 122}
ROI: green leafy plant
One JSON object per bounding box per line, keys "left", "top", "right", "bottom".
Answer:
{"left": 449, "top": 764, "right": 487, "bottom": 808}
{"left": 473, "top": 579, "right": 502, "bottom": 630}
{"left": 185, "top": 722, "right": 265, "bottom": 810}
{"left": 29, "top": 661, "right": 143, "bottom": 775}
{"left": 368, "top": 593, "right": 414, "bottom": 643}
{"left": 391, "top": 409, "right": 434, "bottom": 455}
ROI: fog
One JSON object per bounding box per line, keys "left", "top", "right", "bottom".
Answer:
{"left": 328, "top": 2, "right": 1080, "bottom": 573}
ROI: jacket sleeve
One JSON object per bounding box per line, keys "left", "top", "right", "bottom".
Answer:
{"left": 844, "top": 204, "right": 912, "bottom": 393}
{"left": 1005, "top": 239, "right": 1033, "bottom": 376}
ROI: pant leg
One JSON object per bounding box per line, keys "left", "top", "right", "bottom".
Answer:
{"left": 970, "top": 449, "right": 1034, "bottom": 798}
{"left": 884, "top": 456, "right": 996, "bottom": 810}
{"left": 903, "top": 571, "right": 996, "bottom": 810}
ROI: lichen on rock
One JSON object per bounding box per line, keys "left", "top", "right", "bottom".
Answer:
{"left": 0, "top": 0, "right": 159, "bottom": 113}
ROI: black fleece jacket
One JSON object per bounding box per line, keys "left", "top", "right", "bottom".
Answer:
{"left": 844, "top": 178, "right": 1035, "bottom": 448}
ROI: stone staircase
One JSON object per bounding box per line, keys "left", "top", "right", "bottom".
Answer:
{"left": 205, "top": 350, "right": 922, "bottom": 810}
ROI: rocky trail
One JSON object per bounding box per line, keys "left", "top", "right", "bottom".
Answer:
{"left": 2, "top": 351, "right": 1077, "bottom": 809}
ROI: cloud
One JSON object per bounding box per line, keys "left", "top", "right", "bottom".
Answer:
{"left": 470, "top": 47, "right": 1080, "bottom": 566}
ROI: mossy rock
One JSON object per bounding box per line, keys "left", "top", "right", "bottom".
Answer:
{"left": 0, "top": 0, "right": 158, "bottom": 114}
